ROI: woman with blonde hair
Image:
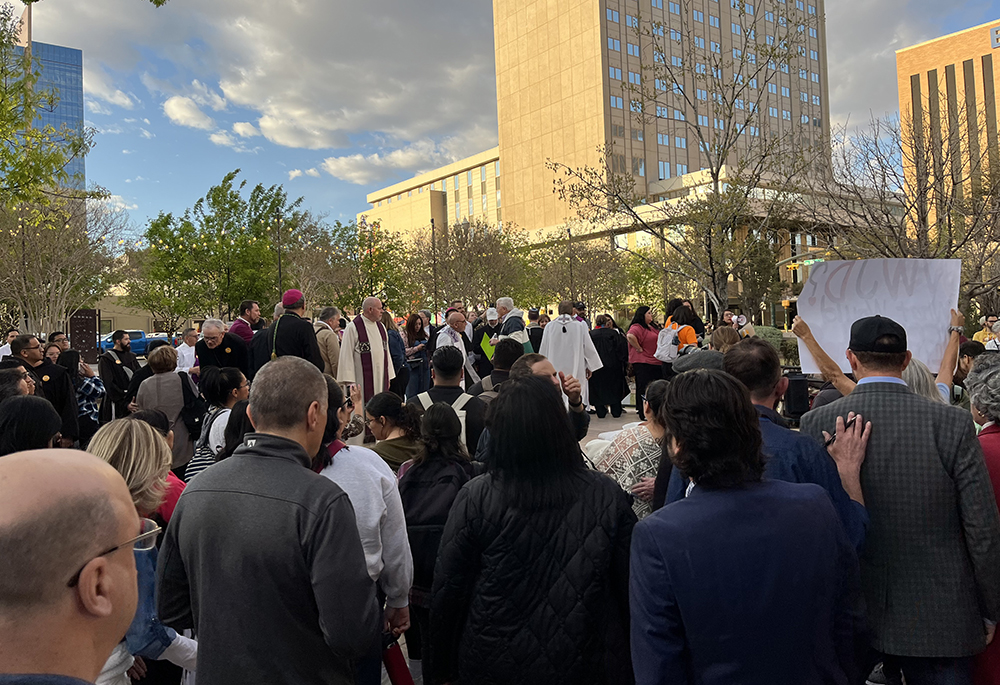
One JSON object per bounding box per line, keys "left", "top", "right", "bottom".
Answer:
{"left": 88, "top": 419, "right": 197, "bottom": 684}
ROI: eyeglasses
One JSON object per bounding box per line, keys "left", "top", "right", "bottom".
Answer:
{"left": 23, "top": 344, "right": 40, "bottom": 351}
{"left": 67, "top": 518, "right": 161, "bottom": 588}
{"left": 342, "top": 398, "right": 354, "bottom": 410}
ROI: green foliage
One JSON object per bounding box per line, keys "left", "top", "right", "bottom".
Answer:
{"left": 780, "top": 338, "right": 800, "bottom": 367}
{"left": 754, "top": 325, "right": 783, "bottom": 351}
{"left": 337, "top": 216, "right": 409, "bottom": 313}
{"left": 402, "top": 219, "right": 538, "bottom": 313}
{"left": 126, "top": 169, "right": 302, "bottom": 323}
{"left": 0, "top": 5, "right": 93, "bottom": 210}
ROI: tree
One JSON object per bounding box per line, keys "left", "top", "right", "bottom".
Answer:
{"left": 549, "top": 0, "right": 818, "bottom": 320}
{"left": 402, "top": 218, "right": 539, "bottom": 313}
{"left": 0, "top": 193, "right": 125, "bottom": 333}
{"left": 732, "top": 232, "right": 782, "bottom": 321}
{"left": 794, "top": 111, "right": 1000, "bottom": 309}
{"left": 532, "top": 225, "right": 632, "bottom": 311}
{"left": 127, "top": 170, "right": 302, "bottom": 323}
{"left": 0, "top": 4, "right": 92, "bottom": 211}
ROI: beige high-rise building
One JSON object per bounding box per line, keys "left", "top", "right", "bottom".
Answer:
{"left": 360, "top": 0, "right": 831, "bottom": 239}
{"left": 896, "top": 20, "right": 1000, "bottom": 185}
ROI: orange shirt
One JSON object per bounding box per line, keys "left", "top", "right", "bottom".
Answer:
{"left": 666, "top": 317, "right": 698, "bottom": 348}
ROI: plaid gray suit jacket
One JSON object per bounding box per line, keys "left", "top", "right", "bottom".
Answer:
{"left": 800, "top": 381, "right": 1000, "bottom": 657}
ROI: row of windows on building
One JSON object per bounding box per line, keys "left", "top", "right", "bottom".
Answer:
{"left": 375, "top": 161, "right": 500, "bottom": 207}
{"left": 607, "top": 4, "right": 820, "bottom": 33}
{"left": 614, "top": 0, "right": 819, "bottom": 18}
{"left": 611, "top": 94, "right": 821, "bottom": 126}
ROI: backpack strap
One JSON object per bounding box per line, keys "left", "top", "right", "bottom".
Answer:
{"left": 452, "top": 393, "right": 473, "bottom": 411}
{"left": 418, "top": 392, "right": 433, "bottom": 410}
{"left": 482, "top": 375, "right": 493, "bottom": 392}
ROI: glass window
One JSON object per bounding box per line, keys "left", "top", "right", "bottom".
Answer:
{"left": 611, "top": 96, "right": 624, "bottom": 109}
{"left": 628, "top": 43, "right": 640, "bottom": 57}
{"left": 710, "top": 40, "right": 721, "bottom": 53}
{"left": 675, "top": 137, "right": 686, "bottom": 148}
{"left": 782, "top": 109, "right": 791, "bottom": 120}
{"left": 609, "top": 38, "right": 621, "bottom": 51}
{"left": 674, "top": 109, "right": 685, "bottom": 121}
{"left": 658, "top": 133, "right": 669, "bottom": 145}
{"left": 629, "top": 71, "right": 641, "bottom": 84}
{"left": 627, "top": 14, "right": 638, "bottom": 27}
{"left": 607, "top": 8, "right": 620, "bottom": 21}
{"left": 781, "top": 86, "right": 790, "bottom": 97}
{"left": 709, "top": 14, "right": 720, "bottom": 27}
{"left": 659, "top": 161, "right": 670, "bottom": 179}
{"left": 732, "top": 22, "right": 741, "bottom": 35}
{"left": 632, "top": 158, "right": 645, "bottom": 176}
{"left": 676, "top": 163, "right": 688, "bottom": 174}
{"left": 693, "top": 9, "right": 704, "bottom": 21}
{"left": 697, "top": 114, "right": 709, "bottom": 126}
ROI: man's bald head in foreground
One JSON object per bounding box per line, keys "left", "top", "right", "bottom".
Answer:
{"left": 0, "top": 450, "right": 139, "bottom": 682}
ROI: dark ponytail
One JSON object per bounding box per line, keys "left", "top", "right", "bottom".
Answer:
{"left": 365, "top": 391, "right": 421, "bottom": 440}
{"left": 200, "top": 366, "right": 245, "bottom": 407}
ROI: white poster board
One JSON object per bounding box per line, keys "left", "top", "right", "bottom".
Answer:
{"left": 796, "top": 259, "right": 961, "bottom": 374}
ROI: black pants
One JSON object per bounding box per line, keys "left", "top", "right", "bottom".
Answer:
{"left": 406, "top": 604, "right": 430, "bottom": 662}
{"left": 389, "top": 365, "right": 410, "bottom": 400}
{"left": 595, "top": 401, "right": 623, "bottom": 419}
{"left": 633, "top": 363, "right": 661, "bottom": 420}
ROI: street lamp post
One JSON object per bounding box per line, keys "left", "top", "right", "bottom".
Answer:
{"left": 276, "top": 216, "right": 284, "bottom": 296}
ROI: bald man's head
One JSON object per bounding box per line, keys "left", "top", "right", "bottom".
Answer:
{"left": 447, "top": 310, "right": 466, "bottom": 332}
{"left": 0, "top": 450, "right": 137, "bottom": 623}
{"left": 362, "top": 297, "right": 384, "bottom": 322}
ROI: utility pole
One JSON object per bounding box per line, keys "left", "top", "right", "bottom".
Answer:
{"left": 431, "top": 218, "right": 439, "bottom": 324}
{"left": 567, "top": 226, "right": 575, "bottom": 301}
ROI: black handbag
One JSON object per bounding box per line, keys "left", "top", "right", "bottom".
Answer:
{"left": 178, "top": 371, "right": 209, "bottom": 441}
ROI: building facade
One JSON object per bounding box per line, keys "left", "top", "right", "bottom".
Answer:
{"left": 361, "top": 0, "right": 831, "bottom": 241}
{"left": 32, "top": 41, "right": 86, "bottom": 185}
{"left": 896, "top": 20, "right": 1000, "bottom": 192}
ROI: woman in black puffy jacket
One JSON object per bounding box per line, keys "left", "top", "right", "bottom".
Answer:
{"left": 428, "top": 374, "right": 637, "bottom": 685}
{"left": 397, "top": 403, "right": 479, "bottom": 680}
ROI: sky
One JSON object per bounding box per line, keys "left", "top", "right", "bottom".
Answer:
{"left": 24, "top": 0, "right": 1000, "bottom": 232}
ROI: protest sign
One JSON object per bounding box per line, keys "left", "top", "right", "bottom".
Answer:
{"left": 796, "top": 259, "right": 961, "bottom": 374}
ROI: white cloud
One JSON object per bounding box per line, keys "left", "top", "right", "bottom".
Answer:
{"left": 305, "top": 168, "right": 320, "bottom": 177}
{"left": 122, "top": 149, "right": 134, "bottom": 154}
{"left": 86, "top": 100, "right": 112, "bottom": 115}
{"left": 139, "top": 128, "right": 155, "bottom": 139}
{"left": 162, "top": 96, "right": 215, "bottom": 130}
{"left": 107, "top": 194, "right": 138, "bottom": 211}
{"left": 288, "top": 169, "right": 304, "bottom": 180}
{"left": 209, "top": 129, "right": 258, "bottom": 153}
{"left": 321, "top": 126, "right": 498, "bottom": 185}
{"left": 189, "top": 79, "right": 227, "bottom": 111}
{"left": 84, "top": 66, "right": 137, "bottom": 110}
{"left": 233, "top": 121, "right": 260, "bottom": 138}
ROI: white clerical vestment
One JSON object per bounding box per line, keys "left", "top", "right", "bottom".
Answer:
{"left": 436, "top": 326, "right": 481, "bottom": 384}
{"left": 337, "top": 316, "right": 395, "bottom": 402}
{"left": 539, "top": 315, "right": 604, "bottom": 405}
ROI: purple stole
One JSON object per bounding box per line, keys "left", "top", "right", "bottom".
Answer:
{"left": 353, "top": 315, "right": 389, "bottom": 400}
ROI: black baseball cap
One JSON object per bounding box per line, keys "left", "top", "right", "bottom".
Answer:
{"left": 849, "top": 315, "right": 907, "bottom": 353}
{"left": 574, "top": 302, "right": 587, "bottom": 310}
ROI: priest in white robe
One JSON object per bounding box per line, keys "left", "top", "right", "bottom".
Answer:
{"left": 436, "top": 310, "right": 481, "bottom": 386}
{"left": 539, "top": 302, "right": 603, "bottom": 406}
{"left": 337, "top": 297, "right": 395, "bottom": 406}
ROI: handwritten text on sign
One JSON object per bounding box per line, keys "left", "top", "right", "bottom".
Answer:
{"left": 796, "top": 259, "right": 961, "bottom": 374}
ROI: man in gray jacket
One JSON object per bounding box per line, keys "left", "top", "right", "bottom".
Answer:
{"left": 800, "top": 315, "right": 1000, "bottom": 683}
{"left": 157, "top": 356, "right": 380, "bottom": 685}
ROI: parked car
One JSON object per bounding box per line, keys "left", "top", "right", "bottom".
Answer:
{"left": 99, "top": 330, "right": 151, "bottom": 356}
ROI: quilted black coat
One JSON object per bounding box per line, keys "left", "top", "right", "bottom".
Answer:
{"left": 428, "top": 469, "right": 637, "bottom": 685}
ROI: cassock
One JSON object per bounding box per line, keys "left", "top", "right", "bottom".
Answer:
{"left": 436, "top": 326, "right": 481, "bottom": 386}
{"left": 539, "top": 315, "right": 603, "bottom": 405}
{"left": 337, "top": 315, "right": 395, "bottom": 404}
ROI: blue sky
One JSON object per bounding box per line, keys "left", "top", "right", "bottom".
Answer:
{"left": 24, "top": 0, "right": 1000, "bottom": 232}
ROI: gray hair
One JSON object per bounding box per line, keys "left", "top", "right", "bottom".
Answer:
{"left": 273, "top": 302, "right": 285, "bottom": 318}
{"left": 319, "top": 307, "right": 340, "bottom": 323}
{"left": 903, "top": 358, "right": 945, "bottom": 404}
{"left": 182, "top": 327, "right": 196, "bottom": 338}
{"left": 202, "top": 318, "right": 225, "bottom": 333}
{"left": 966, "top": 353, "right": 1000, "bottom": 422}
{"left": 249, "top": 356, "right": 328, "bottom": 430}
{"left": 362, "top": 297, "right": 381, "bottom": 311}
{"left": 497, "top": 297, "right": 514, "bottom": 311}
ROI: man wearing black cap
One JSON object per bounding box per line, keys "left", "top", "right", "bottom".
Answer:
{"left": 800, "top": 315, "right": 1000, "bottom": 683}
{"left": 526, "top": 308, "right": 543, "bottom": 353}
{"left": 572, "top": 302, "right": 591, "bottom": 330}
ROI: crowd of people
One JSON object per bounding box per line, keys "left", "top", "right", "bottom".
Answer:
{"left": 4, "top": 288, "right": 1000, "bottom": 685}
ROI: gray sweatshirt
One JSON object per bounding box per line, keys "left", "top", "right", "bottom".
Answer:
{"left": 157, "top": 433, "right": 380, "bottom": 685}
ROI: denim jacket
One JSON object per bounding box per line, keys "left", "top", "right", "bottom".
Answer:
{"left": 125, "top": 547, "right": 176, "bottom": 659}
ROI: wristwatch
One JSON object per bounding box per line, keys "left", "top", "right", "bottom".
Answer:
{"left": 949, "top": 326, "right": 964, "bottom": 334}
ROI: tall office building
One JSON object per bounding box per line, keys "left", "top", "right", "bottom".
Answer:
{"left": 896, "top": 20, "right": 1000, "bottom": 186}
{"left": 16, "top": 6, "right": 86, "bottom": 187}
{"left": 361, "top": 0, "right": 830, "bottom": 238}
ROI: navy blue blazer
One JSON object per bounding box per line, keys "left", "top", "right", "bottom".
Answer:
{"left": 665, "top": 406, "right": 869, "bottom": 551}
{"left": 630, "top": 480, "right": 862, "bottom": 685}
